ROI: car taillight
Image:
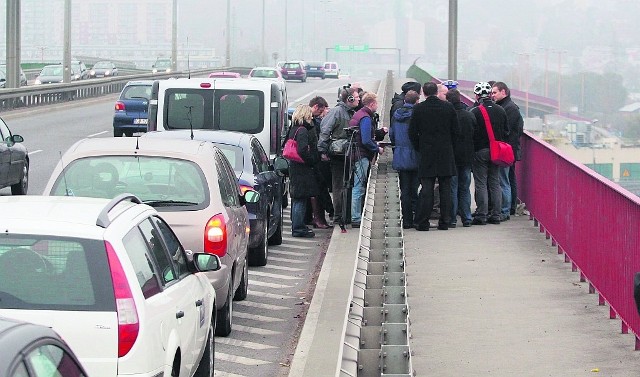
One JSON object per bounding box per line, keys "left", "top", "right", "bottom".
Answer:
{"left": 204, "top": 213, "right": 227, "bottom": 257}
{"left": 115, "top": 101, "right": 125, "bottom": 111}
{"left": 105, "top": 241, "right": 139, "bottom": 358}
{"left": 239, "top": 185, "right": 252, "bottom": 194}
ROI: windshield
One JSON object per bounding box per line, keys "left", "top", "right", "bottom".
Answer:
{"left": 212, "top": 143, "right": 243, "bottom": 175}
{"left": 94, "top": 62, "right": 112, "bottom": 69}
{"left": 50, "top": 155, "right": 209, "bottom": 209}
{"left": 40, "top": 66, "right": 63, "bottom": 76}
{"left": 155, "top": 59, "right": 171, "bottom": 68}
{"left": 251, "top": 69, "right": 277, "bottom": 78}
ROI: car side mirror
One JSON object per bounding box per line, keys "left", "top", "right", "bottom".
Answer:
{"left": 11, "top": 134, "right": 24, "bottom": 143}
{"left": 241, "top": 189, "right": 260, "bottom": 205}
{"left": 193, "top": 253, "right": 222, "bottom": 272}
{"left": 272, "top": 156, "right": 289, "bottom": 177}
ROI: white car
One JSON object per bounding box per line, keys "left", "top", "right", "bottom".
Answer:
{"left": 323, "top": 61, "right": 340, "bottom": 78}
{"left": 0, "top": 194, "right": 221, "bottom": 377}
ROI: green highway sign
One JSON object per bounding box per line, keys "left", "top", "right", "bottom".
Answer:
{"left": 334, "top": 44, "right": 369, "bottom": 52}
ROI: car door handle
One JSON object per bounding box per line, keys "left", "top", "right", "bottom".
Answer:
{"left": 195, "top": 299, "right": 203, "bottom": 307}
{"left": 176, "top": 311, "right": 185, "bottom": 319}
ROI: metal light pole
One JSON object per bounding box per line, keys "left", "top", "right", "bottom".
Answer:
{"left": 447, "top": 0, "right": 458, "bottom": 80}
{"left": 284, "top": 0, "right": 288, "bottom": 61}
{"left": 63, "top": 0, "right": 71, "bottom": 83}
{"left": 171, "top": 0, "right": 178, "bottom": 71}
{"left": 226, "top": 0, "right": 231, "bottom": 66}
{"left": 6, "top": 0, "right": 21, "bottom": 89}
{"left": 261, "top": 0, "right": 266, "bottom": 65}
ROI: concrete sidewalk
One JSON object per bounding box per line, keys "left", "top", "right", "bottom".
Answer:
{"left": 404, "top": 214, "right": 640, "bottom": 376}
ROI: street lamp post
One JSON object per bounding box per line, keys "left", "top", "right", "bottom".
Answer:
{"left": 226, "top": 0, "right": 231, "bottom": 66}
{"left": 447, "top": 0, "right": 458, "bottom": 80}
{"left": 261, "top": 0, "right": 266, "bottom": 65}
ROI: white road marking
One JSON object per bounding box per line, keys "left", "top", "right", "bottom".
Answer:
{"left": 267, "top": 256, "right": 307, "bottom": 264}
{"left": 246, "top": 279, "right": 293, "bottom": 289}
{"left": 216, "top": 337, "right": 279, "bottom": 348}
{"left": 27, "top": 149, "right": 42, "bottom": 155}
{"left": 215, "top": 352, "right": 271, "bottom": 366}
{"left": 269, "top": 250, "right": 308, "bottom": 257}
{"left": 274, "top": 243, "right": 314, "bottom": 250}
{"left": 235, "top": 301, "right": 288, "bottom": 311}
{"left": 213, "top": 372, "right": 246, "bottom": 377}
{"left": 247, "top": 291, "right": 296, "bottom": 300}
{"left": 233, "top": 311, "right": 286, "bottom": 323}
{"left": 261, "top": 264, "right": 304, "bottom": 272}
{"left": 233, "top": 324, "right": 281, "bottom": 335}
{"left": 249, "top": 270, "right": 302, "bottom": 280}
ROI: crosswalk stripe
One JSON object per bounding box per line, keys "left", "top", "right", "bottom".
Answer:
{"left": 281, "top": 237, "right": 319, "bottom": 243}
{"left": 247, "top": 291, "right": 297, "bottom": 300}
{"left": 267, "top": 256, "right": 307, "bottom": 264}
{"left": 236, "top": 301, "right": 288, "bottom": 310}
{"left": 215, "top": 352, "right": 271, "bottom": 366}
{"left": 269, "top": 250, "right": 308, "bottom": 257}
{"left": 213, "top": 371, "right": 246, "bottom": 377}
{"left": 275, "top": 243, "right": 314, "bottom": 250}
{"left": 246, "top": 279, "right": 293, "bottom": 289}
{"left": 262, "top": 264, "right": 304, "bottom": 272}
{"left": 233, "top": 311, "right": 286, "bottom": 323}
{"left": 216, "top": 337, "right": 279, "bottom": 349}
{"left": 233, "top": 324, "right": 282, "bottom": 335}
{"left": 249, "top": 270, "right": 302, "bottom": 280}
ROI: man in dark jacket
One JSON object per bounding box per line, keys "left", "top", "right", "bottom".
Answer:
{"left": 492, "top": 82, "right": 524, "bottom": 218}
{"left": 390, "top": 81, "right": 422, "bottom": 121}
{"left": 469, "top": 82, "right": 508, "bottom": 225}
{"left": 409, "top": 82, "right": 460, "bottom": 231}
{"left": 390, "top": 90, "right": 420, "bottom": 229}
{"left": 446, "top": 89, "right": 476, "bottom": 228}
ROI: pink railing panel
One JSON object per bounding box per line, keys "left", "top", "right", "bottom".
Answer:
{"left": 517, "top": 131, "right": 640, "bottom": 344}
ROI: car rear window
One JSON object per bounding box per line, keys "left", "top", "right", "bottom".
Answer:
{"left": 0, "top": 235, "right": 115, "bottom": 311}
{"left": 122, "top": 85, "right": 152, "bottom": 100}
{"left": 49, "top": 156, "right": 209, "bottom": 210}
{"left": 212, "top": 143, "right": 243, "bottom": 174}
{"left": 283, "top": 63, "right": 300, "bottom": 69}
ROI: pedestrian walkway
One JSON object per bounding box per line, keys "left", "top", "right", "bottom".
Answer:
{"left": 404, "top": 214, "right": 640, "bottom": 376}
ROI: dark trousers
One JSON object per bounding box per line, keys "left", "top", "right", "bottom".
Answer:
{"left": 330, "top": 157, "right": 351, "bottom": 224}
{"left": 509, "top": 163, "right": 518, "bottom": 211}
{"left": 415, "top": 176, "right": 452, "bottom": 228}
{"left": 315, "top": 165, "right": 334, "bottom": 216}
{"left": 398, "top": 170, "right": 419, "bottom": 227}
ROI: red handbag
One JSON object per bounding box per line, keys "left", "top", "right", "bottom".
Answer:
{"left": 282, "top": 126, "right": 305, "bottom": 163}
{"left": 478, "top": 105, "right": 515, "bottom": 167}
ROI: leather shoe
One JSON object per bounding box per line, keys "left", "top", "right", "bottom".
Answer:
{"left": 437, "top": 224, "right": 449, "bottom": 230}
{"left": 351, "top": 222, "right": 361, "bottom": 229}
{"left": 488, "top": 217, "right": 501, "bottom": 225}
{"left": 471, "top": 218, "right": 487, "bottom": 226}
{"left": 415, "top": 225, "right": 429, "bottom": 231}
{"left": 292, "top": 229, "right": 315, "bottom": 238}
{"left": 463, "top": 221, "right": 472, "bottom": 227}
{"left": 402, "top": 223, "right": 414, "bottom": 229}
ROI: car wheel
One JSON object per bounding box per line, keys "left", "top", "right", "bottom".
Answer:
{"left": 194, "top": 321, "right": 214, "bottom": 377}
{"left": 268, "top": 206, "right": 283, "bottom": 246}
{"left": 114, "top": 129, "right": 124, "bottom": 137}
{"left": 249, "top": 221, "right": 268, "bottom": 266}
{"left": 234, "top": 257, "right": 249, "bottom": 300}
{"left": 215, "top": 277, "right": 233, "bottom": 337}
{"left": 322, "top": 75, "right": 325, "bottom": 80}
{"left": 125, "top": 132, "right": 133, "bottom": 137}
{"left": 11, "top": 161, "right": 28, "bottom": 195}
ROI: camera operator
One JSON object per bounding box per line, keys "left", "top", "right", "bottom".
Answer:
{"left": 348, "top": 92, "right": 386, "bottom": 228}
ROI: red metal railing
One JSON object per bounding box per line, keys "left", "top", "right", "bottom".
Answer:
{"left": 517, "top": 131, "right": 640, "bottom": 348}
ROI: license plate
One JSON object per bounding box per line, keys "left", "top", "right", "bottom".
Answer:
{"left": 310, "top": 68, "right": 317, "bottom": 71}
{"left": 288, "top": 71, "right": 296, "bottom": 74}
{"left": 133, "top": 118, "right": 148, "bottom": 125}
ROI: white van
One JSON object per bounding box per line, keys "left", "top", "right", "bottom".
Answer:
{"left": 148, "top": 77, "right": 289, "bottom": 158}
{"left": 324, "top": 61, "right": 340, "bottom": 78}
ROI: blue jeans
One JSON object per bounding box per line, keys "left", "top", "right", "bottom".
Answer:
{"left": 398, "top": 170, "right": 419, "bottom": 227}
{"left": 499, "top": 166, "right": 511, "bottom": 216}
{"left": 291, "top": 198, "right": 310, "bottom": 235}
{"left": 351, "top": 157, "right": 370, "bottom": 224}
{"left": 451, "top": 165, "right": 472, "bottom": 224}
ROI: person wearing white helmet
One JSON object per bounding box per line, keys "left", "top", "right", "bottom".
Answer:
{"left": 469, "top": 82, "right": 508, "bottom": 225}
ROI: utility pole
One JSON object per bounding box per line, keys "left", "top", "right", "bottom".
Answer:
{"left": 261, "top": 0, "right": 266, "bottom": 65}
{"left": 226, "top": 0, "right": 231, "bottom": 66}
{"left": 63, "top": 0, "right": 71, "bottom": 83}
{"left": 284, "top": 0, "right": 288, "bottom": 61}
{"left": 171, "top": 0, "right": 178, "bottom": 72}
{"left": 6, "top": 0, "right": 21, "bottom": 88}
{"left": 447, "top": 0, "right": 458, "bottom": 80}
{"left": 555, "top": 50, "right": 566, "bottom": 115}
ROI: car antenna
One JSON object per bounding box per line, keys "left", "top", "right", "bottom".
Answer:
{"left": 135, "top": 135, "right": 140, "bottom": 150}
{"left": 59, "top": 151, "right": 71, "bottom": 196}
{"left": 186, "top": 105, "right": 194, "bottom": 140}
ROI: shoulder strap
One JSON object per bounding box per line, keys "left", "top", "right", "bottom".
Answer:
{"left": 478, "top": 105, "right": 496, "bottom": 142}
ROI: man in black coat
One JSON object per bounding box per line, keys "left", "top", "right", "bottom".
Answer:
{"left": 446, "top": 89, "right": 476, "bottom": 228}
{"left": 390, "top": 81, "right": 422, "bottom": 121}
{"left": 409, "top": 82, "right": 460, "bottom": 231}
{"left": 492, "top": 82, "right": 524, "bottom": 218}
{"left": 470, "top": 82, "right": 508, "bottom": 225}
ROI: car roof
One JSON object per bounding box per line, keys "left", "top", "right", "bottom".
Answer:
{"left": 157, "top": 77, "right": 275, "bottom": 90}
{"left": 144, "top": 129, "right": 253, "bottom": 147}
{"left": 0, "top": 317, "right": 66, "bottom": 370}
{"left": 64, "top": 136, "right": 211, "bottom": 158}
{"left": 124, "top": 80, "right": 154, "bottom": 86}
{"left": 0, "top": 196, "right": 144, "bottom": 238}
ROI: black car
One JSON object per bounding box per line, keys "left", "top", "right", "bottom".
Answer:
{"left": 0, "top": 116, "right": 28, "bottom": 194}
{"left": 0, "top": 317, "right": 88, "bottom": 377}
{"left": 113, "top": 80, "right": 153, "bottom": 137}
{"left": 305, "top": 61, "right": 325, "bottom": 79}
{"left": 143, "top": 130, "right": 289, "bottom": 267}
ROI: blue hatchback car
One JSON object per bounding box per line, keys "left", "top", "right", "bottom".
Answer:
{"left": 112, "top": 80, "right": 153, "bottom": 137}
{"left": 143, "top": 130, "right": 289, "bottom": 267}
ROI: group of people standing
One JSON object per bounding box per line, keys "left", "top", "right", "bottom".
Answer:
{"left": 284, "top": 83, "right": 388, "bottom": 237}
{"left": 390, "top": 80, "right": 523, "bottom": 230}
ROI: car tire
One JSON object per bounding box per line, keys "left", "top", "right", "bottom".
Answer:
{"left": 234, "top": 257, "right": 249, "bottom": 300}
{"left": 194, "top": 321, "right": 215, "bottom": 377}
{"left": 125, "top": 132, "right": 133, "bottom": 137}
{"left": 215, "top": 277, "right": 233, "bottom": 337}
{"left": 322, "top": 75, "right": 325, "bottom": 80}
{"left": 249, "top": 222, "right": 268, "bottom": 267}
{"left": 268, "top": 206, "right": 283, "bottom": 246}
{"left": 114, "top": 129, "right": 124, "bottom": 137}
{"left": 11, "top": 161, "right": 28, "bottom": 195}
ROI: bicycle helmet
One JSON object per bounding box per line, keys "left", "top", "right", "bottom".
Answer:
{"left": 474, "top": 82, "right": 492, "bottom": 97}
